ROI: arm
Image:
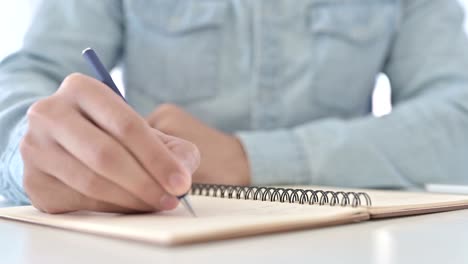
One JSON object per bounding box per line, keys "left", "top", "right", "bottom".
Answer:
{"left": 237, "top": 0, "right": 468, "bottom": 188}
{"left": 0, "top": 1, "right": 123, "bottom": 204}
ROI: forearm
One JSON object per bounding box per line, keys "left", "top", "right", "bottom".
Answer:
{"left": 238, "top": 89, "right": 468, "bottom": 189}
{"left": 238, "top": 0, "right": 468, "bottom": 189}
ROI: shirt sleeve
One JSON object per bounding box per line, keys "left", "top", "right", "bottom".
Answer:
{"left": 0, "top": 0, "right": 123, "bottom": 204}
{"left": 237, "top": 0, "right": 468, "bottom": 189}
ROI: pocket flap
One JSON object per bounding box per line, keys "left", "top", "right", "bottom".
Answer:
{"left": 133, "top": 0, "right": 228, "bottom": 34}
{"left": 309, "top": 0, "right": 397, "bottom": 43}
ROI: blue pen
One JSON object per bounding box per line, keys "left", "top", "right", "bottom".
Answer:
{"left": 82, "top": 47, "right": 196, "bottom": 217}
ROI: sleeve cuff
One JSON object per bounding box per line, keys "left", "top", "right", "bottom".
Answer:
{"left": 235, "top": 129, "right": 310, "bottom": 186}
{"left": 0, "top": 117, "right": 30, "bottom": 204}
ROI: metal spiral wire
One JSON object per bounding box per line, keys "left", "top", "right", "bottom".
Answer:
{"left": 190, "top": 184, "right": 372, "bottom": 207}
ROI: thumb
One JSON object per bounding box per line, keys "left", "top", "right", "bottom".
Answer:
{"left": 151, "top": 129, "right": 201, "bottom": 174}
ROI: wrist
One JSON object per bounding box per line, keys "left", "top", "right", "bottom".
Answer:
{"left": 230, "top": 135, "right": 251, "bottom": 186}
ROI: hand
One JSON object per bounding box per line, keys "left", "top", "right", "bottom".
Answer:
{"left": 20, "top": 73, "right": 200, "bottom": 214}
{"left": 147, "top": 104, "right": 250, "bottom": 186}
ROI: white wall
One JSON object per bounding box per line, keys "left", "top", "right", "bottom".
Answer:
{"left": 0, "top": 1, "right": 38, "bottom": 59}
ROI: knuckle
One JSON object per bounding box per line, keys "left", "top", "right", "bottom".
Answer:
{"left": 59, "top": 73, "right": 91, "bottom": 96}
{"left": 152, "top": 104, "right": 175, "bottom": 122}
{"left": 27, "top": 98, "right": 52, "bottom": 119}
{"left": 156, "top": 103, "right": 179, "bottom": 116}
{"left": 92, "top": 143, "right": 119, "bottom": 170}
{"left": 27, "top": 96, "right": 66, "bottom": 125}
{"left": 61, "top": 72, "right": 86, "bottom": 88}
{"left": 152, "top": 104, "right": 184, "bottom": 133}
{"left": 154, "top": 116, "right": 175, "bottom": 134}
{"left": 115, "top": 117, "right": 139, "bottom": 139}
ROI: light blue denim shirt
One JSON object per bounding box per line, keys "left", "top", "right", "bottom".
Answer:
{"left": 1, "top": 0, "right": 468, "bottom": 204}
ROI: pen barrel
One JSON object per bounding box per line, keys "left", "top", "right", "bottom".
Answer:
{"left": 82, "top": 48, "right": 126, "bottom": 102}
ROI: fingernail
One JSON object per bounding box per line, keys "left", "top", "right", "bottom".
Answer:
{"left": 169, "top": 173, "right": 189, "bottom": 193}
{"left": 159, "top": 194, "right": 179, "bottom": 210}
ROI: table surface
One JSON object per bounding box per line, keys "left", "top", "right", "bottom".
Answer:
{"left": 1, "top": 200, "right": 468, "bottom": 264}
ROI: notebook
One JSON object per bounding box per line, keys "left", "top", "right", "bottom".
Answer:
{"left": 1, "top": 183, "right": 468, "bottom": 246}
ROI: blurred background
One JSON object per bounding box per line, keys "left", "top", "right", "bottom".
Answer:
{"left": 0, "top": 0, "right": 467, "bottom": 120}
{"left": 1, "top": 1, "right": 468, "bottom": 118}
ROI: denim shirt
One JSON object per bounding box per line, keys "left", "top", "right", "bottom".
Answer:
{"left": 1, "top": 0, "right": 468, "bottom": 204}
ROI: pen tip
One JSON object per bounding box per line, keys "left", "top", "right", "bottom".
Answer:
{"left": 186, "top": 203, "right": 197, "bottom": 218}
{"left": 180, "top": 197, "right": 197, "bottom": 217}
{"left": 189, "top": 208, "right": 197, "bottom": 218}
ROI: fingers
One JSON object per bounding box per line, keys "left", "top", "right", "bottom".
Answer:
{"left": 23, "top": 167, "right": 141, "bottom": 214}
{"left": 21, "top": 73, "right": 200, "bottom": 214}
{"left": 146, "top": 104, "right": 201, "bottom": 174}
{"left": 60, "top": 74, "right": 191, "bottom": 196}
{"left": 36, "top": 105, "right": 178, "bottom": 210}
{"left": 152, "top": 129, "right": 201, "bottom": 174}
{"left": 21, "top": 132, "right": 156, "bottom": 212}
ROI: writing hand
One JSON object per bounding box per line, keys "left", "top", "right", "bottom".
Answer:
{"left": 20, "top": 74, "right": 200, "bottom": 214}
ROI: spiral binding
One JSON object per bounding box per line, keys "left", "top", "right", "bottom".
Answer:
{"left": 190, "top": 184, "right": 372, "bottom": 207}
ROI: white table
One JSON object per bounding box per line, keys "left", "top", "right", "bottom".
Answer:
{"left": 1, "top": 203, "right": 468, "bottom": 264}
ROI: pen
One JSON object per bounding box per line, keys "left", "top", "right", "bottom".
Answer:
{"left": 82, "top": 47, "right": 196, "bottom": 217}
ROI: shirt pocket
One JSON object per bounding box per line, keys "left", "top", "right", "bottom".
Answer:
{"left": 127, "top": 0, "right": 227, "bottom": 103}
{"left": 307, "top": 0, "right": 397, "bottom": 114}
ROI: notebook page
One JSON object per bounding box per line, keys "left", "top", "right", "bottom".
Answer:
{"left": 361, "top": 189, "right": 468, "bottom": 218}
{"left": 0, "top": 196, "right": 369, "bottom": 246}
{"left": 290, "top": 185, "right": 468, "bottom": 218}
